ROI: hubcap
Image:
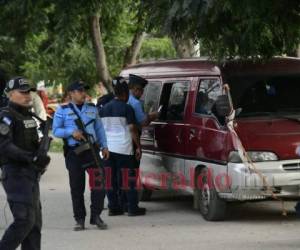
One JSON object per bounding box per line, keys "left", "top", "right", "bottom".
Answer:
{"left": 201, "top": 183, "right": 210, "bottom": 214}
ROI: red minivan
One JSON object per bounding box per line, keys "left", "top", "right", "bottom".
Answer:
{"left": 120, "top": 57, "right": 300, "bottom": 221}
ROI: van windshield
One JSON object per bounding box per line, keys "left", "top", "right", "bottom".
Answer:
{"left": 228, "top": 75, "right": 300, "bottom": 117}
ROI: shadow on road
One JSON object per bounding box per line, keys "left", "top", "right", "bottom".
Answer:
{"left": 144, "top": 190, "right": 299, "bottom": 222}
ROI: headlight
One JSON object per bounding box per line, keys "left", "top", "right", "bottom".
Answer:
{"left": 228, "top": 151, "right": 278, "bottom": 163}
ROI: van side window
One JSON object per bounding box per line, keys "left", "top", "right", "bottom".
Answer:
{"left": 163, "top": 82, "right": 189, "bottom": 121}
{"left": 195, "top": 79, "right": 222, "bottom": 115}
{"left": 143, "top": 82, "right": 162, "bottom": 113}
{"left": 158, "top": 83, "right": 173, "bottom": 120}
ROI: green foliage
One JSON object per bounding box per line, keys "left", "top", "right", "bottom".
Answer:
{"left": 49, "top": 138, "right": 63, "bottom": 152}
{"left": 0, "top": 0, "right": 149, "bottom": 86}
{"left": 21, "top": 31, "right": 98, "bottom": 87}
{"left": 1, "top": 0, "right": 299, "bottom": 87}
{"left": 139, "top": 37, "right": 177, "bottom": 60}
{"left": 0, "top": 0, "right": 53, "bottom": 76}
{"left": 200, "top": 0, "right": 300, "bottom": 59}
{"left": 102, "top": 1, "right": 137, "bottom": 76}
{"left": 142, "top": 0, "right": 300, "bottom": 60}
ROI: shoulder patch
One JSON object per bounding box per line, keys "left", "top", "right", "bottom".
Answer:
{"left": 2, "top": 116, "right": 12, "bottom": 126}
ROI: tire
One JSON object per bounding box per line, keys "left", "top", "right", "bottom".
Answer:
{"left": 139, "top": 184, "right": 153, "bottom": 201}
{"left": 194, "top": 167, "right": 227, "bottom": 221}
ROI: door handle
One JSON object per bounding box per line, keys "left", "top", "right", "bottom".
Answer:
{"left": 189, "top": 128, "right": 196, "bottom": 140}
{"left": 176, "top": 129, "right": 183, "bottom": 144}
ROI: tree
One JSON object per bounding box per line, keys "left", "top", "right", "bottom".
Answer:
{"left": 123, "top": 1, "right": 147, "bottom": 67}
{"left": 171, "top": 37, "right": 197, "bottom": 58}
{"left": 139, "top": 36, "right": 176, "bottom": 60}
{"left": 0, "top": 0, "right": 51, "bottom": 76}
{"left": 0, "top": 0, "right": 148, "bottom": 90}
{"left": 90, "top": 14, "right": 111, "bottom": 89}
{"left": 43, "top": 0, "right": 149, "bottom": 90}
{"left": 141, "top": 0, "right": 300, "bottom": 59}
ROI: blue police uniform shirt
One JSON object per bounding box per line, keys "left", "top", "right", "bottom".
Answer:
{"left": 52, "top": 102, "right": 108, "bottom": 148}
{"left": 128, "top": 93, "right": 146, "bottom": 125}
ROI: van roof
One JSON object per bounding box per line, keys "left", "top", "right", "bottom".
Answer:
{"left": 120, "top": 58, "right": 221, "bottom": 78}
{"left": 222, "top": 57, "right": 300, "bottom": 77}
{"left": 120, "top": 57, "right": 300, "bottom": 79}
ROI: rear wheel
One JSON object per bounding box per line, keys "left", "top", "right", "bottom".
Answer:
{"left": 194, "top": 167, "right": 227, "bottom": 221}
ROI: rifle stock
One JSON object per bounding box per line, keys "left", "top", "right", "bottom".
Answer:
{"left": 38, "top": 119, "right": 52, "bottom": 156}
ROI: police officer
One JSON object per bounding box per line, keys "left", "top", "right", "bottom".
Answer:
{"left": 0, "top": 77, "right": 51, "bottom": 250}
{"left": 52, "top": 80, "right": 109, "bottom": 231}
{"left": 128, "top": 74, "right": 159, "bottom": 129}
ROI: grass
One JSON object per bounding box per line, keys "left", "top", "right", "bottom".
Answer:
{"left": 49, "top": 139, "right": 63, "bottom": 153}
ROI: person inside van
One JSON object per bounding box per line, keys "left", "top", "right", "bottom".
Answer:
{"left": 167, "top": 89, "right": 188, "bottom": 120}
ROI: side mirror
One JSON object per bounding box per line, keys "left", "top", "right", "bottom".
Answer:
{"left": 215, "top": 95, "right": 232, "bottom": 117}
{"left": 235, "top": 107, "right": 242, "bottom": 117}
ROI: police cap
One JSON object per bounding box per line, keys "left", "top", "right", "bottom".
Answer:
{"left": 6, "top": 77, "right": 35, "bottom": 93}
{"left": 67, "top": 80, "right": 90, "bottom": 92}
{"left": 128, "top": 74, "right": 148, "bottom": 88}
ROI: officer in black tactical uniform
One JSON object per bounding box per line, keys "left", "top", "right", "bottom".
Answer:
{"left": 0, "top": 77, "right": 51, "bottom": 250}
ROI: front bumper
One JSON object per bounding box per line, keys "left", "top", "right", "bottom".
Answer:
{"left": 219, "top": 160, "right": 300, "bottom": 201}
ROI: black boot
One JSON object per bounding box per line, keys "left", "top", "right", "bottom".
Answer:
{"left": 90, "top": 215, "right": 108, "bottom": 230}
{"left": 74, "top": 219, "right": 85, "bottom": 231}
{"left": 128, "top": 207, "right": 146, "bottom": 216}
{"left": 108, "top": 209, "right": 124, "bottom": 216}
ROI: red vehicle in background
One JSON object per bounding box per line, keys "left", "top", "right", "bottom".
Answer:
{"left": 120, "top": 57, "right": 300, "bottom": 221}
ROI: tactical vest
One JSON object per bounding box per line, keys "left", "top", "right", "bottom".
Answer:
{"left": 0, "top": 95, "right": 8, "bottom": 108}
{"left": 2, "top": 107, "right": 39, "bottom": 152}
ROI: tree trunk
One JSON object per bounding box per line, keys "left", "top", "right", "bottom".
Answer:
{"left": 89, "top": 15, "right": 112, "bottom": 91}
{"left": 172, "top": 37, "right": 197, "bottom": 58}
{"left": 123, "top": 31, "right": 146, "bottom": 68}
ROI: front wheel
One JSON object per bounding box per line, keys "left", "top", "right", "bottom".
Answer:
{"left": 194, "top": 167, "right": 227, "bottom": 221}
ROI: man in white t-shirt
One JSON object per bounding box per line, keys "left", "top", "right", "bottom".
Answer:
{"left": 100, "top": 77, "right": 146, "bottom": 216}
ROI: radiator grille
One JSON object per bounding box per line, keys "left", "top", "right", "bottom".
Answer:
{"left": 282, "top": 163, "right": 300, "bottom": 171}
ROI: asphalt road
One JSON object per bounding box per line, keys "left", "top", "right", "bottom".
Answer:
{"left": 0, "top": 153, "right": 300, "bottom": 250}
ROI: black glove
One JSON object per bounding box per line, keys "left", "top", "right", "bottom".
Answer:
{"left": 33, "top": 155, "right": 51, "bottom": 173}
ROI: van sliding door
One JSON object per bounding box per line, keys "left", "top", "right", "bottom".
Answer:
{"left": 153, "top": 81, "right": 190, "bottom": 174}
{"left": 140, "top": 81, "right": 162, "bottom": 152}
